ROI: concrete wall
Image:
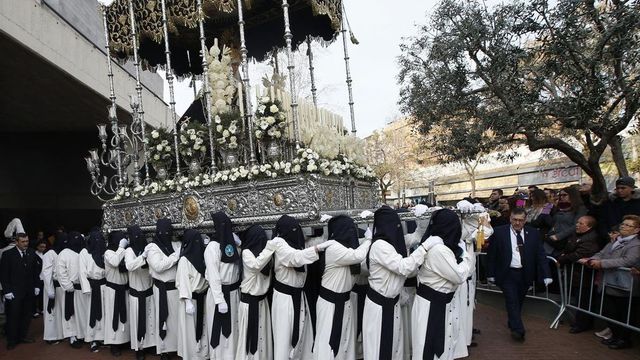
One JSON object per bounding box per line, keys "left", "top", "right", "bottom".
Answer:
{"left": 0, "top": 0, "right": 170, "bottom": 128}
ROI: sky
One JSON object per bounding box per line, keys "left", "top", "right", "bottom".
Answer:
{"left": 165, "top": 0, "right": 438, "bottom": 138}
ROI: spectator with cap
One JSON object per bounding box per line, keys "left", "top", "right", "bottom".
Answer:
{"left": 590, "top": 176, "right": 640, "bottom": 248}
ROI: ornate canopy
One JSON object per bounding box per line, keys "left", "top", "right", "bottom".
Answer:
{"left": 105, "top": 0, "right": 342, "bottom": 76}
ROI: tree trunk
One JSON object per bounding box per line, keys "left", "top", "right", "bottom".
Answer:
{"left": 609, "top": 136, "right": 629, "bottom": 177}
{"left": 588, "top": 157, "right": 609, "bottom": 203}
{"left": 462, "top": 160, "right": 478, "bottom": 198}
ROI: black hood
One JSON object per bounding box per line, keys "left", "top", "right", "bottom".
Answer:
{"left": 87, "top": 229, "right": 106, "bottom": 268}
{"left": 180, "top": 229, "right": 205, "bottom": 276}
{"left": 240, "top": 224, "right": 272, "bottom": 276}
{"left": 274, "top": 215, "right": 305, "bottom": 272}
{"left": 154, "top": 218, "right": 175, "bottom": 256}
{"left": 211, "top": 211, "right": 239, "bottom": 264}
{"left": 127, "top": 225, "right": 147, "bottom": 256}
{"left": 372, "top": 205, "right": 407, "bottom": 257}
{"left": 327, "top": 215, "right": 361, "bottom": 275}
{"left": 421, "top": 209, "right": 462, "bottom": 263}
{"left": 67, "top": 231, "right": 84, "bottom": 253}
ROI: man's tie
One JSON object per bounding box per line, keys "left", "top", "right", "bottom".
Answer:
{"left": 515, "top": 231, "right": 525, "bottom": 267}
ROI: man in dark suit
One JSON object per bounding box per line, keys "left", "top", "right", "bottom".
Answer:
{"left": 0, "top": 233, "right": 40, "bottom": 349}
{"left": 487, "top": 208, "right": 553, "bottom": 342}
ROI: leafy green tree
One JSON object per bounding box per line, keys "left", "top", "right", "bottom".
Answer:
{"left": 399, "top": 0, "right": 640, "bottom": 199}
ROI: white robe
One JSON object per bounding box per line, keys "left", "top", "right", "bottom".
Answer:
{"left": 125, "top": 248, "right": 156, "bottom": 351}
{"left": 176, "top": 258, "right": 209, "bottom": 360}
{"left": 79, "top": 248, "right": 106, "bottom": 342}
{"left": 103, "top": 248, "right": 130, "bottom": 344}
{"left": 57, "top": 248, "right": 90, "bottom": 340}
{"left": 411, "top": 241, "right": 472, "bottom": 360}
{"left": 42, "top": 250, "right": 64, "bottom": 341}
{"left": 400, "top": 220, "right": 429, "bottom": 360}
{"left": 145, "top": 241, "right": 181, "bottom": 354}
{"left": 363, "top": 240, "right": 426, "bottom": 360}
{"left": 313, "top": 240, "right": 370, "bottom": 360}
{"left": 350, "top": 257, "right": 369, "bottom": 360}
{"left": 271, "top": 240, "right": 319, "bottom": 360}
{"left": 236, "top": 248, "right": 275, "bottom": 360}
{"left": 204, "top": 241, "right": 241, "bottom": 360}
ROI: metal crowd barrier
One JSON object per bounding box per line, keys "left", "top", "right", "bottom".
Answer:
{"left": 474, "top": 253, "right": 639, "bottom": 332}
{"left": 564, "top": 263, "right": 639, "bottom": 333}
{"left": 474, "top": 253, "right": 566, "bottom": 329}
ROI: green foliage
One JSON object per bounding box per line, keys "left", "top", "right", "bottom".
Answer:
{"left": 398, "top": 0, "right": 640, "bottom": 197}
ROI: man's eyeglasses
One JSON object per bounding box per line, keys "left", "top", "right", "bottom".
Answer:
{"left": 620, "top": 223, "right": 638, "bottom": 229}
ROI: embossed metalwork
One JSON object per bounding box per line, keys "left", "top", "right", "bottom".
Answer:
{"left": 102, "top": 174, "right": 378, "bottom": 231}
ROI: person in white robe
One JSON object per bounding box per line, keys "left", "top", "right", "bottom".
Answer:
{"left": 205, "top": 212, "right": 242, "bottom": 360}
{"left": 411, "top": 209, "right": 473, "bottom": 360}
{"left": 351, "top": 225, "right": 373, "bottom": 360}
{"left": 42, "top": 232, "right": 67, "bottom": 344}
{"left": 176, "top": 229, "right": 209, "bottom": 360}
{"left": 125, "top": 225, "right": 155, "bottom": 360}
{"left": 145, "top": 218, "right": 181, "bottom": 360}
{"left": 362, "top": 205, "right": 438, "bottom": 360}
{"left": 270, "top": 215, "right": 334, "bottom": 360}
{"left": 57, "top": 231, "right": 90, "bottom": 348}
{"left": 313, "top": 215, "right": 371, "bottom": 360}
{"left": 452, "top": 204, "right": 493, "bottom": 359}
{"left": 103, "top": 231, "right": 131, "bottom": 356}
{"left": 235, "top": 225, "right": 278, "bottom": 360}
{"left": 400, "top": 211, "right": 431, "bottom": 360}
{"left": 79, "top": 229, "right": 107, "bottom": 352}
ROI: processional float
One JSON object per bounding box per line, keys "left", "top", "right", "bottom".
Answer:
{"left": 86, "top": 0, "right": 416, "bottom": 233}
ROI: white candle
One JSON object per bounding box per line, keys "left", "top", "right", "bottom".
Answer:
{"left": 237, "top": 81, "right": 244, "bottom": 117}
{"left": 270, "top": 86, "right": 275, "bottom": 101}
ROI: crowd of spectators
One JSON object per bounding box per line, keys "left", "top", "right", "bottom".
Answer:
{"left": 481, "top": 177, "right": 640, "bottom": 350}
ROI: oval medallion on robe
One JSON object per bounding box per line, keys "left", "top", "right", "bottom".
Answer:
{"left": 224, "top": 244, "right": 235, "bottom": 257}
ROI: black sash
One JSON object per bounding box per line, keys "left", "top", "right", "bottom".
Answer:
{"left": 404, "top": 276, "right": 417, "bottom": 288}
{"left": 129, "top": 286, "right": 153, "bottom": 342}
{"left": 106, "top": 281, "right": 129, "bottom": 332}
{"left": 240, "top": 292, "right": 269, "bottom": 355}
{"left": 48, "top": 280, "right": 61, "bottom": 314}
{"left": 153, "top": 279, "right": 176, "bottom": 340}
{"left": 416, "top": 284, "right": 455, "bottom": 360}
{"left": 192, "top": 291, "right": 207, "bottom": 342}
{"left": 273, "top": 280, "right": 305, "bottom": 349}
{"left": 210, "top": 280, "right": 241, "bottom": 349}
{"left": 319, "top": 286, "right": 351, "bottom": 356}
{"left": 88, "top": 278, "right": 106, "bottom": 328}
{"left": 64, "top": 283, "right": 82, "bottom": 321}
{"left": 351, "top": 283, "right": 368, "bottom": 339}
{"left": 366, "top": 287, "right": 399, "bottom": 360}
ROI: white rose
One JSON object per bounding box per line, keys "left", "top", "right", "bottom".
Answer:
{"left": 216, "top": 125, "right": 223, "bottom": 132}
{"left": 153, "top": 154, "right": 160, "bottom": 160}
{"left": 271, "top": 172, "right": 277, "bottom": 178}
{"left": 260, "top": 96, "right": 270, "bottom": 104}
{"left": 266, "top": 116, "right": 276, "bottom": 125}
{"left": 151, "top": 130, "right": 159, "bottom": 139}
{"left": 270, "top": 104, "right": 279, "bottom": 113}
{"left": 214, "top": 115, "right": 221, "bottom": 124}
{"left": 223, "top": 130, "right": 230, "bottom": 137}
{"left": 156, "top": 145, "right": 163, "bottom": 151}
{"left": 293, "top": 164, "right": 301, "bottom": 173}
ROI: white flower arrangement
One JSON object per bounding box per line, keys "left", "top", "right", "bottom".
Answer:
{"left": 212, "top": 111, "right": 241, "bottom": 150}
{"left": 178, "top": 120, "right": 208, "bottom": 161}
{"left": 111, "top": 147, "right": 375, "bottom": 201}
{"left": 206, "top": 39, "right": 236, "bottom": 116}
{"left": 146, "top": 127, "right": 174, "bottom": 167}
{"left": 254, "top": 97, "right": 287, "bottom": 140}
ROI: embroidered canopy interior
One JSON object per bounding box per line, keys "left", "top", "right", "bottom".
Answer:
{"left": 105, "top": 0, "right": 342, "bottom": 76}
